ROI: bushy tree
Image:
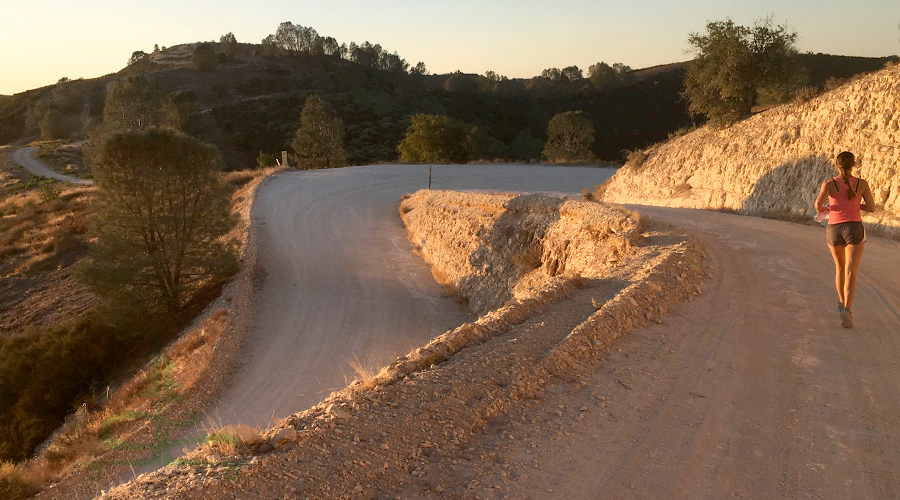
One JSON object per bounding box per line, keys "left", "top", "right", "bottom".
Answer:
{"left": 51, "top": 76, "right": 81, "bottom": 113}
{"left": 257, "top": 151, "right": 278, "bottom": 168}
{"left": 351, "top": 41, "right": 383, "bottom": 68}
{"left": 80, "top": 128, "right": 238, "bottom": 317}
{"left": 588, "top": 62, "right": 634, "bottom": 91}
{"left": 291, "top": 95, "right": 346, "bottom": 169}
{"left": 192, "top": 43, "right": 218, "bottom": 71}
{"left": 397, "top": 114, "right": 468, "bottom": 164}
{"left": 542, "top": 110, "right": 597, "bottom": 163}
{"left": 444, "top": 72, "right": 480, "bottom": 93}
{"left": 85, "top": 76, "right": 180, "bottom": 165}
{"left": 275, "top": 22, "right": 318, "bottom": 55}
{"left": 683, "top": 17, "right": 802, "bottom": 127}
{"left": 541, "top": 68, "right": 565, "bottom": 82}
{"left": 465, "top": 126, "right": 506, "bottom": 161}
{"left": 261, "top": 34, "right": 277, "bottom": 56}
{"left": 322, "top": 36, "right": 340, "bottom": 56}
{"left": 219, "top": 32, "right": 238, "bottom": 58}
{"left": 39, "top": 108, "right": 69, "bottom": 139}
{"left": 128, "top": 50, "right": 148, "bottom": 66}
{"left": 275, "top": 22, "right": 301, "bottom": 54}
{"left": 511, "top": 129, "right": 544, "bottom": 161}
{"left": 561, "top": 65, "right": 583, "bottom": 81}
{"left": 379, "top": 52, "right": 409, "bottom": 73}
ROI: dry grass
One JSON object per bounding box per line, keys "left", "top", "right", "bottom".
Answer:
{"left": 0, "top": 461, "right": 44, "bottom": 500}
{"left": 0, "top": 185, "right": 93, "bottom": 276}
{"left": 624, "top": 148, "right": 648, "bottom": 169}
{"left": 347, "top": 355, "right": 377, "bottom": 388}
{"left": 429, "top": 266, "right": 468, "bottom": 307}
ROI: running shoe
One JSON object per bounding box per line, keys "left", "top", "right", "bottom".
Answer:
{"left": 838, "top": 303, "right": 844, "bottom": 313}
{"left": 840, "top": 308, "right": 853, "bottom": 329}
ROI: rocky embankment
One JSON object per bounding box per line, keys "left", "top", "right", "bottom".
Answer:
{"left": 399, "top": 191, "right": 641, "bottom": 315}
{"left": 602, "top": 63, "right": 900, "bottom": 237}
{"left": 96, "top": 191, "right": 706, "bottom": 500}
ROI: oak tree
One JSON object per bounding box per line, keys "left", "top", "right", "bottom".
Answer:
{"left": 542, "top": 111, "right": 597, "bottom": 163}
{"left": 683, "top": 17, "right": 801, "bottom": 127}
{"left": 397, "top": 114, "right": 468, "bottom": 164}
{"left": 219, "top": 32, "right": 238, "bottom": 58}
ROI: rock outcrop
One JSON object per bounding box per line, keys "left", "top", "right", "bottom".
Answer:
{"left": 602, "top": 63, "right": 900, "bottom": 237}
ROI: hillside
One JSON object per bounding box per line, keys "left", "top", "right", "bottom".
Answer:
{"left": 2, "top": 43, "right": 894, "bottom": 169}
{"left": 600, "top": 61, "right": 900, "bottom": 238}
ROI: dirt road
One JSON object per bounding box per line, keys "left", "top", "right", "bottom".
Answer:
{"left": 489, "top": 206, "right": 900, "bottom": 499}
{"left": 11, "top": 146, "right": 93, "bottom": 185}
{"left": 206, "top": 164, "right": 614, "bottom": 430}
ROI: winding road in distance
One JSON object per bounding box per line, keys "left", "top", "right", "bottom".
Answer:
{"left": 11, "top": 146, "right": 94, "bottom": 185}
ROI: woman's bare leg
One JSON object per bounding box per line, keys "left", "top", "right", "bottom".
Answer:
{"left": 843, "top": 243, "right": 865, "bottom": 310}
{"left": 829, "top": 244, "right": 846, "bottom": 307}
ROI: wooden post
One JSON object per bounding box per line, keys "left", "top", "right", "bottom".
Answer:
{"left": 282, "top": 151, "right": 289, "bottom": 169}
{"left": 428, "top": 165, "right": 432, "bottom": 190}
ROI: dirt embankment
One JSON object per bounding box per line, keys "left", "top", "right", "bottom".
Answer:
{"left": 602, "top": 63, "right": 900, "bottom": 236}
{"left": 97, "top": 190, "right": 706, "bottom": 500}
{"left": 399, "top": 190, "right": 641, "bottom": 314}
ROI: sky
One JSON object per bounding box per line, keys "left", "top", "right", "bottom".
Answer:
{"left": 1, "top": 0, "right": 898, "bottom": 95}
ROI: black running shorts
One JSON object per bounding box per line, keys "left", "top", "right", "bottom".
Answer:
{"left": 827, "top": 221, "right": 866, "bottom": 246}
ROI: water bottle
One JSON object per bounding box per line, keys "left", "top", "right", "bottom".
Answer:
{"left": 814, "top": 209, "right": 829, "bottom": 223}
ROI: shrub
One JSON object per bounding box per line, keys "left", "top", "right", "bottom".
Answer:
{"left": 191, "top": 43, "right": 217, "bottom": 72}
{"left": 824, "top": 77, "right": 847, "bottom": 91}
{"left": 542, "top": 111, "right": 597, "bottom": 163}
{"left": 39, "top": 181, "right": 60, "bottom": 202}
{"left": 0, "top": 462, "right": 39, "bottom": 500}
{"left": 793, "top": 85, "right": 820, "bottom": 104}
{"left": 0, "top": 315, "right": 123, "bottom": 462}
{"left": 397, "top": 114, "right": 468, "bottom": 164}
{"left": 625, "top": 148, "right": 648, "bottom": 169}
{"left": 256, "top": 151, "right": 278, "bottom": 168}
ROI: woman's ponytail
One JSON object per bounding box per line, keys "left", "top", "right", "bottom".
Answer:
{"left": 836, "top": 151, "right": 857, "bottom": 200}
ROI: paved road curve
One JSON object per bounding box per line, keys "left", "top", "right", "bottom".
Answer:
{"left": 11, "top": 146, "right": 94, "bottom": 185}
{"left": 207, "top": 164, "right": 615, "bottom": 429}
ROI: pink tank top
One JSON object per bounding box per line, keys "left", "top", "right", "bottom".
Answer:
{"left": 828, "top": 176, "right": 862, "bottom": 224}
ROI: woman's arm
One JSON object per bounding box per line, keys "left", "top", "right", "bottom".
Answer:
{"left": 814, "top": 180, "right": 831, "bottom": 212}
{"left": 859, "top": 179, "right": 876, "bottom": 212}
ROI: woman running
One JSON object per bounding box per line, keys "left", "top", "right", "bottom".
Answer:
{"left": 814, "top": 151, "right": 875, "bottom": 328}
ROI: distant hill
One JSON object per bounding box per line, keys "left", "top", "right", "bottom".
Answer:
{"left": 0, "top": 48, "right": 896, "bottom": 167}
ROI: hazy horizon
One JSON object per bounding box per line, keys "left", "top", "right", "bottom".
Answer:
{"left": 1, "top": 0, "right": 898, "bottom": 96}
